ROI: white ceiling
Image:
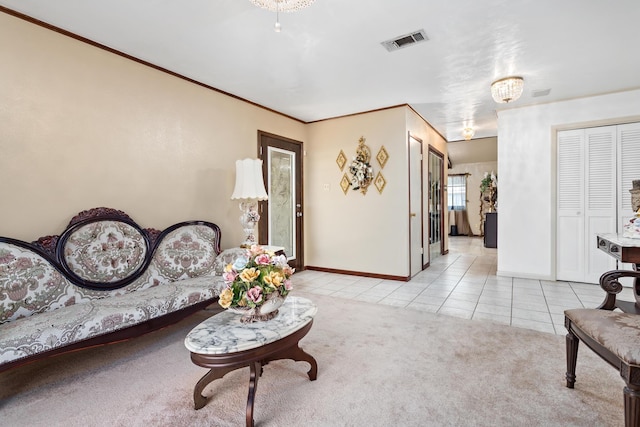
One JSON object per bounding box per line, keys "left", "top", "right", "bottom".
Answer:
{"left": 2, "top": 0, "right": 639, "bottom": 142}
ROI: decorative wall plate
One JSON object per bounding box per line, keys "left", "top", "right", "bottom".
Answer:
{"left": 376, "top": 146, "right": 389, "bottom": 169}
{"left": 374, "top": 171, "right": 386, "bottom": 194}
{"left": 340, "top": 173, "right": 351, "bottom": 195}
{"left": 336, "top": 150, "right": 347, "bottom": 171}
{"left": 348, "top": 136, "right": 374, "bottom": 195}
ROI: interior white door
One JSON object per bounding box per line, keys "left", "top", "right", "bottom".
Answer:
{"left": 409, "top": 135, "right": 423, "bottom": 276}
{"left": 617, "top": 122, "right": 640, "bottom": 283}
{"left": 618, "top": 123, "right": 640, "bottom": 230}
{"left": 584, "top": 127, "right": 617, "bottom": 284}
{"left": 557, "top": 130, "right": 585, "bottom": 282}
{"left": 557, "top": 126, "right": 623, "bottom": 284}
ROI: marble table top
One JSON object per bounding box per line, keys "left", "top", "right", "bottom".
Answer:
{"left": 184, "top": 296, "right": 317, "bottom": 355}
{"left": 599, "top": 233, "right": 640, "bottom": 246}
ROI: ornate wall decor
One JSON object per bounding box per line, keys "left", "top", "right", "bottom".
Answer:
{"left": 340, "top": 173, "right": 350, "bottom": 195}
{"left": 374, "top": 171, "right": 386, "bottom": 194}
{"left": 336, "top": 150, "right": 347, "bottom": 171}
{"left": 348, "top": 136, "right": 374, "bottom": 195}
{"left": 376, "top": 146, "right": 389, "bottom": 169}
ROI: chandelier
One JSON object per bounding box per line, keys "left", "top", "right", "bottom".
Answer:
{"left": 249, "top": 0, "right": 315, "bottom": 12}
{"left": 490, "top": 76, "right": 524, "bottom": 103}
{"left": 250, "top": 0, "right": 315, "bottom": 32}
{"left": 462, "top": 127, "right": 475, "bottom": 141}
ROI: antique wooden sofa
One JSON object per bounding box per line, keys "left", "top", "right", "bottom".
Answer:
{"left": 565, "top": 268, "right": 640, "bottom": 427}
{"left": 0, "top": 207, "right": 233, "bottom": 373}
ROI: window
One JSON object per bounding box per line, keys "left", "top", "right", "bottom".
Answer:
{"left": 448, "top": 175, "right": 466, "bottom": 210}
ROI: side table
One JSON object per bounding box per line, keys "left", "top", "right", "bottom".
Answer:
{"left": 184, "top": 296, "right": 318, "bottom": 427}
{"left": 596, "top": 233, "right": 640, "bottom": 312}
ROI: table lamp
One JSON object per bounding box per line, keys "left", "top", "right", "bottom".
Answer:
{"left": 231, "top": 158, "right": 269, "bottom": 247}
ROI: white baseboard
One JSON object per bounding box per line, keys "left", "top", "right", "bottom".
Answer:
{"left": 496, "top": 270, "right": 555, "bottom": 281}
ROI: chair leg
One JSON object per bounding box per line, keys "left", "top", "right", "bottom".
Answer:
{"left": 566, "top": 330, "right": 579, "bottom": 388}
{"left": 624, "top": 385, "right": 640, "bottom": 427}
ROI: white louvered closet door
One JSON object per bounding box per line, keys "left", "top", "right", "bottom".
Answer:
{"left": 557, "top": 130, "right": 585, "bottom": 282}
{"left": 583, "top": 127, "right": 617, "bottom": 284}
{"left": 617, "top": 123, "right": 640, "bottom": 283}
{"left": 557, "top": 124, "right": 639, "bottom": 284}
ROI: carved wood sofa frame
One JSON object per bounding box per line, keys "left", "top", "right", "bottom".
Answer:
{"left": 565, "top": 269, "right": 640, "bottom": 427}
{"left": 0, "top": 207, "right": 225, "bottom": 373}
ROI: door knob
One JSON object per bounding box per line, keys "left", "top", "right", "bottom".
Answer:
{"left": 410, "top": 213, "right": 417, "bottom": 217}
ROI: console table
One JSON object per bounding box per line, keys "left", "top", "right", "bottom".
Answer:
{"left": 596, "top": 233, "right": 640, "bottom": 312}
{"left": 184, "top": 296, "right": 318, "bottom": 427}
{"left": 484, "top": 212, "right": 497, "bottom": 248}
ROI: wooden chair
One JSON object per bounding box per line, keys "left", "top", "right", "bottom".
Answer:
{"left": 565, "top": 269, "right": 640, "bottom": 427}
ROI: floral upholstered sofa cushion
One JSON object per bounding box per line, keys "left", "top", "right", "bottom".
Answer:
{"left": 0, "top": 208, "right": 226, "bottom": 370}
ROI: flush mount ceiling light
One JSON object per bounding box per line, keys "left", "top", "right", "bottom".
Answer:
{"left": 462, "top": 127, "right": 475, "bottom": 141}
{"left": 490, "top": 76, "right": 524, "bottom": 103}
{"left": 250, "top": 0, "right": 315, "bottom": 32}
{"left": 250, "top": 0, "right": 315, "bottom": 12}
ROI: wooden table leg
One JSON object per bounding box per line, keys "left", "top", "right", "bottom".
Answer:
{"left": 246, "top": 361, "right": 261, "bottom": 427}
{"left": 193, "top": 366, "right": 241, "bottom": 410}
{"left": 633, "top": 263, "right": 640, "bottom": 308}
{"left": 265, "top": 342, "right": 318, "bottom": 381}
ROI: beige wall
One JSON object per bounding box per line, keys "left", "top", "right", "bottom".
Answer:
{"left": 306, "top": 108, "right": 409, "bottom": 276}
{"left": 0, "top": 13, "right": 306, "bottom": 246}
{"left": 1, "top": 12, "right": 448, "bottom": 278}
{"left": 303, "top": 107, "right": 447, "bottom": 278}
{"left": 448, "top": 161, "right": 498, "bottom": 236}
{"left": 405, "top": 108, "right": 449, "bottom": 256}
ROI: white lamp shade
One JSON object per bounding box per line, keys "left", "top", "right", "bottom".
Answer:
{"left": 231, "top": 158, "right": 269, "bottom": 200}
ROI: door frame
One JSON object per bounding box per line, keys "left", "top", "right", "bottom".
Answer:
{"left": 408, "top": 133, "right": 425, "bottom": 275}
{"left": 257, "top": 130, "right": 304, "bottom": 270}
{"left": 428, "top": 146, "right": 446, "bottom": 257}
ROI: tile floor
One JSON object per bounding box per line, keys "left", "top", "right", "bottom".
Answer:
{"left": 294, "top": 236, "right": 634, "bottom": 335}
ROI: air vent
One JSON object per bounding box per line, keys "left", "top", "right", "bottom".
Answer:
{"left": 381, "top": 29, "right": 428, "bottom": 52}
{"left": 532, "top": 88, "right": 551, "bottom": 97}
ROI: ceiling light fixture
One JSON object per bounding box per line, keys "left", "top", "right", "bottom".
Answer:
{"left": 274, "top": 3, "right": 281, "bottom": 32}
{"left": 249, "top": 0, "right": 315, "bottom": 32}
{"left": 490, "top": 76, "right": 524, "bottom": 103}
{"left": 250, "top": 0, "right": 315, "bottom": 11}
{"left": 462, "top": 127, "right": 475, "bottom": 141}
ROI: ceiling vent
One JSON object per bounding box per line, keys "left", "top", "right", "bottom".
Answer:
{"left": 532, "top": 88, "right": 551, "bottom": 97}
{"left": 381, "top": 29, "right": 428, "bottom": 52}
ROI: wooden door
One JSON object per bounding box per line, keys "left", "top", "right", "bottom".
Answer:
{"left": 258, "top": 131, "right": 304, "bottom": 271}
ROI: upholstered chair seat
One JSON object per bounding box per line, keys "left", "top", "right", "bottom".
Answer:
{"left": 565, "top": 308, "right": 640, "bottom": 366}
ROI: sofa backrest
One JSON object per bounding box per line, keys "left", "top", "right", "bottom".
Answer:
{"left": 0, "top": 208, "right": 221, "bottom": 324}
{"left": 60, "top": 219, "right": 150, "bottom": 288}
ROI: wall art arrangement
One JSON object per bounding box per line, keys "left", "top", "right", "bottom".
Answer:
{"left": 336, "top": 137, "right": 388, "bottom": 195}
{"left": 374, "top": 146, "right": 388, "bottom": 194}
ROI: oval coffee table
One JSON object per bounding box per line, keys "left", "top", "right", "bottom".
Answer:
{"left": 184, "top": 296, "right": 318, "bottom": 427}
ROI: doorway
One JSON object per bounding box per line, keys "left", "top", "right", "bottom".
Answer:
{"left": 258, "top": 131, "right": 304, "bottom": 271}
{"left": 409, "top": 134, "right": 424, "bottom": 276}
{"left": 428, "top": 147, "right": 445, "bottom": 260}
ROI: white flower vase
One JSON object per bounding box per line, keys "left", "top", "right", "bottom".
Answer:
{"left": 230, "top": 291, "right": 287, "bottom": 323}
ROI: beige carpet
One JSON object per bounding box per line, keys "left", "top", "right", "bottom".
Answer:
{"left": 0, "top": 291, "right": 624, "bottom": 426}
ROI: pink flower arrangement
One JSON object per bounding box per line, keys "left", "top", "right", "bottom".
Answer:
{"left": 218, "top": 245, "right": 294, "bottom": 310}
